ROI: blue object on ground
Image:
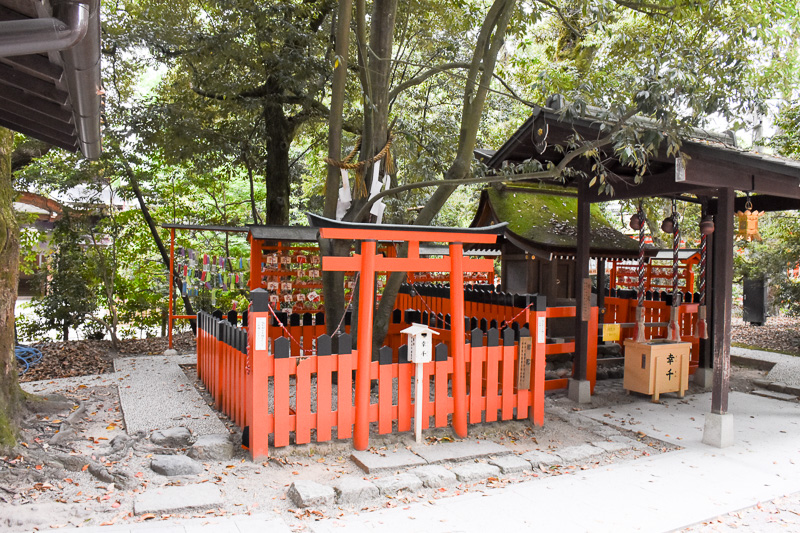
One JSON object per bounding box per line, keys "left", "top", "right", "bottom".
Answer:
{"left": 15, "top": 344, "right": 42, "bottom": 375}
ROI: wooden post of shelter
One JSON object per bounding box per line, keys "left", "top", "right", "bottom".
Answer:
{"left": 711, "top": 189, "right": 734, "bottom": 414}
{"left": 570, "top": 177, "right": 592, "bottom": 402}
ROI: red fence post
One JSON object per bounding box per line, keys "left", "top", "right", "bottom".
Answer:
{"left": 449, "top": 243, "right": 468, "bottom": 438}
{"left": 354, "top": 240, "right": 377, "bottom": 451}
{"left": 530, "top": 297, "right": 547, "bottom": 426}
{"left": 247, "top": 289, "right": 270, "bottom": 460}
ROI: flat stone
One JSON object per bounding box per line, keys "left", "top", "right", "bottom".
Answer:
{"left": 751, "top": 389, "right": 799, "bottom": 401}
{"left": 409, "top": 465, "right": 457, "bottom": 488}
{"left": 373, "top": 473, "right": 423, "bottom": 495}
{"left": 591, "top": 441, "right": 631, "bottom": 453}
{"left": 489, "top": 455, "right": 531, "bottom": 474}
{"left": 133, "top": 484, "right": 222, "bottom": 515}
{"left": 521, "top": 450, "right": 561, "bottom": 468}
{"left": 351, "top": 448, "right": 426, "bottom": 474}
{"left": 288, "top": 480, "right": 335, "bottom": 508}
{"left": 593, "top": 425, "right": 621, "bottom": 438}
{"left": 150, "top": 454, "right": 203, "bottom": 476}
{"left": 608, "top": 435, "right": 650, "bottom": 451}
{"left": 188, "top": 434, "right": 234, "bottom": 460}
{"left": 556, "top": 444, "right": 604, "bottom": 464}
{"left": 151, "top": 427, "right": 192, "bottom": 447}
{"left": 410, "top": 441, "right": 510, "bottom": 465}
{"left": 452, "top": 462, "right": 501, "bottom": 482}
{"left": 51, "top": 453, "right": 89, "bottom": 472}
{"left": 331, "top": 476, "right": 379, "bottom": 505}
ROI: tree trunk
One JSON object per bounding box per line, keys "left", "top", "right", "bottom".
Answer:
{"left": 264, "top": 103, "right": 292, "bottom": 226}
{"left": 123, "top": 163, "right": 197, "bottom": 333}
{"left": 371, "top": 0, "right": 516, "bottom": 351}
{"left": 322, "top": 0, "right": 353, "bottom": 336}
{"left": 0, "top": 126, "right": 24, "bottom": 449}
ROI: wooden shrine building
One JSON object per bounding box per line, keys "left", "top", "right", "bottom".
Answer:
{"left": 470, "top": 186, "right": 650, "bottom": 303}
{"left": 481, "top": 101, "right": 800, "bottom": 446}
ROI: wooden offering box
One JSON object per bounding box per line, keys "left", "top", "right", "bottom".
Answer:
{"left": 623, "top": 340, "right": 691, "bottom": 402}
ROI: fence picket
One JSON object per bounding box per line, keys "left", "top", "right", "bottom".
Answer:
{"left": 316, "top": 336, "right": 334, "bottom": 442}
{"left": 295, "top": 356, "right": 314, "bottom": 444}
{"left": 469, "top": 328, "right": 484, "bottom": 424}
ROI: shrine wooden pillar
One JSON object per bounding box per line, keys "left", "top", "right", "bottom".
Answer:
{"left": 711, "top": 188, "right": 734, "bottom": 414}
{"left": 570, "top": 177, "right": 592, "bottom": 402}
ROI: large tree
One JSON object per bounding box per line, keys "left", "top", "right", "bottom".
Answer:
{"left": 320, "top": 0, "right": 799, "bottom": 352}
{"left": 0, "top": 128, "right": 23, "bottom": 447}
{"left": 109, "top": 0, "right": 340, "bottom": 225}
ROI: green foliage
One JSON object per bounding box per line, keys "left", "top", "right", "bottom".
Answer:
{"left": 20, "top": 214, "right": 99, "bottom": 341}
{"left": 733, "top": 212, "right": 800, "bottom": 316}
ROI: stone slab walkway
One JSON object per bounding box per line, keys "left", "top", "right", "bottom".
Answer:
{"left": 115, "top": 355, "right": 227, "bottom": 436}
{"left": 731, "top": 346, "right": 800, "bottom": 389}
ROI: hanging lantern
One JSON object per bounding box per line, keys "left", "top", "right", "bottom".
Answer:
{"left": 699, "top": 215, "right": 715, "bottom": 235}
{"left": 629, "top": 213, "right": 642, "bottom": 231}
{"left": 736, "top": 197, "right": 763, "bottom": 242}
{"left": 661, "top": 215, "right": 675, "bottom": 234}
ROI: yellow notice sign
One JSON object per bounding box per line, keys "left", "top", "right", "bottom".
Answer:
{"left": 603, "top": 323, "right": 621, "bottom": 341}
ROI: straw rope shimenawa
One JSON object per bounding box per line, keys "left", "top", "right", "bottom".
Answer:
{"left": 325, "top": 134, "right": 395, "bottom": 198}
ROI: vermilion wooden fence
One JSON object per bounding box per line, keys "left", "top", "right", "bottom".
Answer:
{"left": 197, "top": 311, "right": 544, "bottom": 459}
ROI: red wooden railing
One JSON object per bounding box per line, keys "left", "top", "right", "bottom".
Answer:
{"left": 197, "top": 311, "right": 545, "bottom": 459}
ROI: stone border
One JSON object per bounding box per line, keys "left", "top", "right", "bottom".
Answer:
{"left": 287, "top": 441, "right": 640, "bottom": 508}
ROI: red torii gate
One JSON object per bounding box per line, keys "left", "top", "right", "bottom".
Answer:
{"left": 309, "top": 214, "right": 508, "bottom": 451}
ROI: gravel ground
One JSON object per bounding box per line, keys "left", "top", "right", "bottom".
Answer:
{"left": 732, "top": 316, "right": 800, "bottom": 355}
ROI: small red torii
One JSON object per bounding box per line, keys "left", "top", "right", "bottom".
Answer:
{"left": 309, "top": 214, "right": 507, "bottom": 451}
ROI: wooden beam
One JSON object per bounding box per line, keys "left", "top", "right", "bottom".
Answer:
{"left": 0, "top": 55, "right": 63, "bottom": 83}
{"left": 731, "top": 195, "right": 800, "bottom": 212}
{"left": 682, "top": 156, "right": 800, "bottom": 200}
{"left": 574, "top": 176, "right": 591, "bottom": 381}
{"left": 585, "top": 171, "right": 713, "bottom": 203}
{"left": 711, "top": 188, "right": 734, "bottom": 414}
{"left": 0, "top": 85, "right": 74, "bottom": 123}
{"left": 0, "top": 102, "right": 75, "bottom": 137}
{"left": 0, "top": 62, "right": 69, "bottom": 105}
{"left": 0, "top": 117, "right": 77, "bottom": 152}
{"left": 0, "top": 112, "right": 76, "bottom": 146}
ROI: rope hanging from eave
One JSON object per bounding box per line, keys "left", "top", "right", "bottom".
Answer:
{"left": 325, "top": 134, "right": 395, "bottom": 198}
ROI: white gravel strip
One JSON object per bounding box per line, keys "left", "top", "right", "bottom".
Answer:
{"left": 115, "top": 355, "right": 227, "bottom": 436}
{"left": 731, "top": 346, "right": 800, "bottom": 387}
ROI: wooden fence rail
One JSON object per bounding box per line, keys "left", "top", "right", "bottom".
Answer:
{"left": 197, "top": 311, "right": 545, "bottom": 460}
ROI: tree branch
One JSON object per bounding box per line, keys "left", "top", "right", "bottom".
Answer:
{"left": 388, "top": 61, "right": 472, "bottom": 101}
{"left": 352, "top": 106, "right": 639, "bottom": 221}
{"left": 534, "top": 0, "right": 582, "bottom": 38}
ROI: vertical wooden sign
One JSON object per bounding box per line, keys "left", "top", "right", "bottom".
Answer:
{"left": 517, "top": 337, "right": 533, "bottom": 389}
{"left": 581, "top": 278, "right": 592, "bottom": 320}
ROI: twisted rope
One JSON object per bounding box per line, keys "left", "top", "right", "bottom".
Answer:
{"left": 324, "top": 135, "right": 395, "bottom": 198}
{"left": 672, "top": 203, "right": 680, "bottom": 306}
{"left": 637, "top": 207, "right": 645, "bottom": 308}
{"left": 699, "top": 233, "right": 707, "bottom": 305}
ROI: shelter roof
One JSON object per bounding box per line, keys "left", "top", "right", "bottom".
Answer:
{"left": 470, "top": 187, "right": 648, "bottom": 260}
{"left": 481, "top": 103, "right": 800, "bottom": 211}
{"left": 0, "top": 0, "right": 102, "bottom": 158}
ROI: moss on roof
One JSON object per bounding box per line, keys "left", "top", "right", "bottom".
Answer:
{"left": 487, "top": 187, "right": 639, "bottom": 252}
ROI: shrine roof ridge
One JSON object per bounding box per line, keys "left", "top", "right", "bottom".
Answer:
{"left": 307, "top": 213, "right": 508, "bottom": 242}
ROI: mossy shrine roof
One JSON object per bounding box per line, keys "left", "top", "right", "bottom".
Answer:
{"left": 471, "top": 186, "right": 647, "bottom": 260}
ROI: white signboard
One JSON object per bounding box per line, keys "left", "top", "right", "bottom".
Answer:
{"left": 255, "top": 317, "right": 267, "bottom": 351}
{"left": 537, "top": 316, "right": 546, "bottom": 343}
